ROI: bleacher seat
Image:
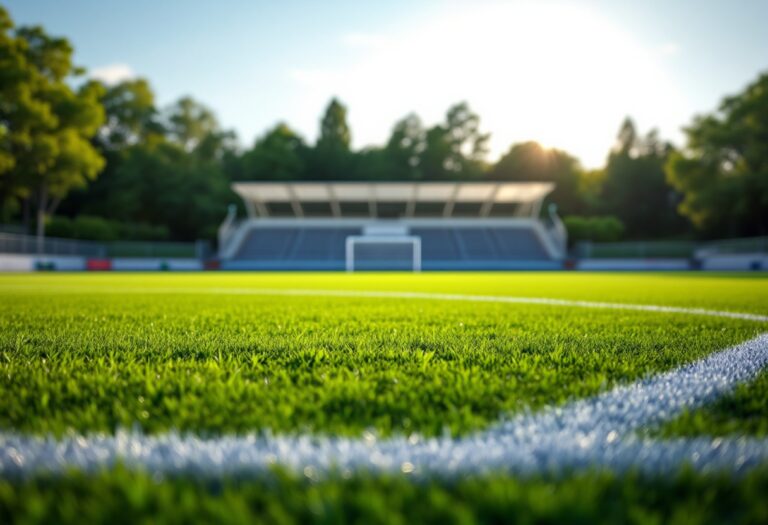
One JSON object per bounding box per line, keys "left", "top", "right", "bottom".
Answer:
{"left": 230, "top": 225, "right": 552, "bottom": 270}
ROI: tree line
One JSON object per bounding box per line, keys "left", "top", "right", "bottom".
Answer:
{"left": 1, "top": 6, "right": 766, "bottom": 244}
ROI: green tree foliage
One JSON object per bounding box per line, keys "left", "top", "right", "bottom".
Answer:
{"left": 490, "top": 142, "right": 585, "bottom": 215}
{"left": 601, "top": 118, "right": 685, "bottom": 238}
{"left": 165, "top": 96, "right": 237, "bottom": 162}
{"left": 420, "top": 102, "right": 489, "bottom": 180}
{"left": 62, "top": 79, "right": 163, "bottom": 219}
{"left": 384, "top": 113, "right": 425, "bottom": 180}
{"left": 164, "top": 97, "right": 218, "bottom": 151}
{"left": 351, "top": 147, "right": 393, "bottom": 181}
{"left": 237, "top": 123, "right": 307, "bottom": 181}
{"left": 563, "top": 215, "right": 625, "bottom": 244}
{"left": 666, "top": 72, "right": 768, "bottom": 237}
{"left": 60, "top": 79, "right": 235, "bottom": 240}
{"left": 97, "top": 78, "right": 160, "bottom": 151}
{"left": 0, "top": 7, "right": 105, "bottom": 236}
{"left": 103, "top": 142, "right": 232, "bottom": 240}
{"left": 312, "top": 97, "right": 353, "bottom": 179}
{"left": 349, "top": 114, "right": 426, "bottom": 181}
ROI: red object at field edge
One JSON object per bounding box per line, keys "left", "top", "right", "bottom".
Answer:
{"left": 86, "top": 259, "right": 112, "bottom": 271}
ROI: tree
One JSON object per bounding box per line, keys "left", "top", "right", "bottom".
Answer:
{"left": 384, "top": 113, "right": 425, "bottom": 180}
{"left": 80, "top": 140, "right": 232, "bottom": 241}
{"left": 489, "top": 141, "right": 585, "bottom": 215}
{"left": 164, "top": 96, "right": 219, "bottom": 153}
{"left": 59, "top": 82, "right": 237, "bottom": 240}
{"left": 666, "top": 72, "right": 768, "bottom": 237}
{"left": 312, "top": 97, "right": 353, "bottom": 179}
{"left": 238, "top": 123, "right": 307, "bottom": 181}
{"left": 0, "top": 8, "right": 105, "bottom": 240}
{"left": 165, "top": 96, "right": 237, "bottom": 163}
{"left": 420, "top": 102, "right": 489, "bottom": 180}
{"left": 600, "top": 118, "right": 685, "bottom": 238}
{"left": 445, "top": 102, "right": 490, "bottom": 169}
{"left": 97, "top": 78, "right": 161, "bottom": 151}
{"left": 59, "top": 78, "right": 163, "bottom": 220}
{"left": 352, "top": 147, "right": 393, "bottom": 181}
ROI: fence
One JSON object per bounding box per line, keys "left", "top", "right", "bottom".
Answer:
{"left": 696, "top": 236, "right": 768, "bottom": 256}
{"left": 576, "top": 237, "right": 768, "bottom": 259}
{"left": 106, "top": 241, "right": 199, "bottom": 258}
{"left": 0, "top": 232, "right": 208, "bottom": 259}
{"left": 0, "top": 233, "right": 106, "bottom": 257}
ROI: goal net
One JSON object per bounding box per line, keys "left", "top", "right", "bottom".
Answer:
{"left": 346, "top": 236, "right": 421, "bottom": 272}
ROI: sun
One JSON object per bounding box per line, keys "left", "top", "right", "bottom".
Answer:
{"left": 290, "top": 2, "right": 688, "bottom": 168}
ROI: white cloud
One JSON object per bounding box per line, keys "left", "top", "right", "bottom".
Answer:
{"left": 89, "top": 63, "right": 136, "bottom": 86}
{"left": 287, "top": 3, "right": 690, "bottom": 168}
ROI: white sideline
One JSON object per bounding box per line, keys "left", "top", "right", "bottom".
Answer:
{"left": 1, "top": 333, "right": 768, "bottom": 478}
{"left": 1, "top": 286, "right": 768, "bottom": 478}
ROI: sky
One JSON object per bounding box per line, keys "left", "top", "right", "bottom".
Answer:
{"left": 6, "top": 0, "right": 768, "bottom": 168}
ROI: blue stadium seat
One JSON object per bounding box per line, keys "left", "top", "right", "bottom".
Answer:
{"left": 229, "top": 225, "right": 553, "bottom": 270}
{"left": 234, "top": 228, "right": 297, "bottom": 260}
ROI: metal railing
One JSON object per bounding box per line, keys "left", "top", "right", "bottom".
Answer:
{"left": 106, "top": 241, "right": 198, "bottom": 258}
{"left": 576, "top": 240, "right": 697, "bottom": 259}
{"left": 0, "top": 233, "right": 106, "bottom": 257}
{"left": 0, "top": 232, "right": 206, "bottom": 259}
{"left": 696, "top": 236, "right": 768, "bottom": 256}
{"left": 576, "top": 236, "right": 768, "bottom": 259}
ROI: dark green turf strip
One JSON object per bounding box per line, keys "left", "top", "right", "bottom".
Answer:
{"left": 1, "top": 467, "right": 767, "bottom": 525}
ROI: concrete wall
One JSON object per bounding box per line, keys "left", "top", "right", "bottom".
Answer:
{"left": 576, "top": 258, "right": 691, "bottom": 271}
{"left": 0, "top": 254, "right": 201, "bottom": 272}
{"left": 0, "top": 254, "right": 35, "bottom": 271}
{"left": 699, "top": 253, "right": 768, "bottom": 271}
{"left": 1, "top": 253, "right": 766, "bottom": 272}
{"left": 0, "top": 254, "right": 86, "bottom": 271}
{"left": 110, "top": 258, "right": 203, "bottom": 271}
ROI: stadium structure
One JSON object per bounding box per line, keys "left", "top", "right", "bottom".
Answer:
{"left": 218, "top": 182, "right": 567, "bottom": 271}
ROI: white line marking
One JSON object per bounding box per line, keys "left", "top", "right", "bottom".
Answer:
{"left": 3, "top": 284, "right": 768, "bottom": 322}
{"left": 2, "top": 333, "right": 768, "bottom": 478}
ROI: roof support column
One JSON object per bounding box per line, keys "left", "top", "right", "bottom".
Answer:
{"left": 244, "top": 199, "right": 258, "bottom": 218}
{"left": 442, "top": 184, "right": 460, "bottom": 217}
{"left": 285, "top": 184, "right": 304, "bottom": 218}
{"left": 480, "top": 182, "right": 502, "bottom": 217}
{"left": 254, "top": 200, "right": 269, "bottom": 217}
{"left": 368, "top": 184, "right": 377, "bottom": 218}
{"left": 327, "top": 184, "right": 342, "bottom": 218}
{"left": 405, "top": 185, "right": 417, "bottom": 217}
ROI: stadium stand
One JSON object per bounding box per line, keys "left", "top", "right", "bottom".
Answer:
{"left": 219, "top": 182, "right": 567, "bottom": 270}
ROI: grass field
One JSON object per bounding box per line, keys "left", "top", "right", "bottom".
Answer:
{"left": 1, "top": 272, "right": 768, "bottom": 523}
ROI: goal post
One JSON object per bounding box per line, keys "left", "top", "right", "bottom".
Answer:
{"left": 346, "top": 236, "right": 421, "bottom": 272}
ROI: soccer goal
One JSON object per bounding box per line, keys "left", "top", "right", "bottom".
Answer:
{"left": 345, "top": 236, "right": 421, "bottom": 272}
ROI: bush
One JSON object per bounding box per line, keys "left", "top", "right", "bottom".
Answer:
{"left": 72, "top": 216, "right": 119, "bottom": 241}
{"left": 45, "top": 216, "right": 74, "bottom": 238}
{"left": 564, "top": 216, "right": 625, "bottom": 244}
{"left": 45, "top": 216, "right": 169, "bottom": 241}
{"left": 117, "top": 222, "right": 169, "bottom": 241}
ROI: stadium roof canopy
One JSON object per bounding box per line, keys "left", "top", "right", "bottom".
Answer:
{"left": 232, "top": 181, "right": 555, "bottom": 219}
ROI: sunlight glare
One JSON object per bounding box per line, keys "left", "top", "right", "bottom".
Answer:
{"left": 288, "top": 2, "right": 689, "bottom": 167}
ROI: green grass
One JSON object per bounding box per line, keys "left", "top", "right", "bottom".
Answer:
{"left": 2, "top": 467, "right": 768, "bottom": 525}
{"left": 1, "top": 273, "right": 765, "bottom": 437}
{"left": 1, "top": 272, "right": 768, "bottom": 523}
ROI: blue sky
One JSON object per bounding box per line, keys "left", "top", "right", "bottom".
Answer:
{"left": 6, "top": 0, "right": 768, "bottom": 167}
